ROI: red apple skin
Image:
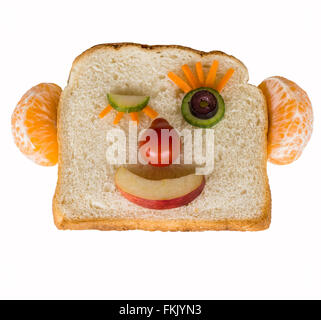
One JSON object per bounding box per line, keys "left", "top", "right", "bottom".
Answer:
{"left": 116, "top": 177, "right": 205, "bottom": 210}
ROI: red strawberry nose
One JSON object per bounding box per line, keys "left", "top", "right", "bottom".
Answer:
{"left": 139, "top": 118, "right": 181, "bottom": 167}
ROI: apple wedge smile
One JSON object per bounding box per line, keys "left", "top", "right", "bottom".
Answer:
{"left": 115, "top": 167, "right": 205, "bottom": 210}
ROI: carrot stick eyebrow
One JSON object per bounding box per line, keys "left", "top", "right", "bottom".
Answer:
{"left": 168, "top": 72, "right": 192, "bottom": 93}
{"left": 205, "top": 60, "right": 219, "bottom": 88}
{"left": 216, "top": 68, "right": 235, "bottom": 92}
{"left": 181, "top": 64, "right": 199, "bottom": 89}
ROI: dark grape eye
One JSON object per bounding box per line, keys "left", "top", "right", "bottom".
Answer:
{"left": 189, "top": 90, "right": 218, "bottom": 119}
{"left": 181, "top": 87, "right": 225, "bottom": 128}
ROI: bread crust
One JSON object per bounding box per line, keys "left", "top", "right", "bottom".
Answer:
{"left": 54, "top": 43, "right": 271, "bottom": 232}
{"left": 70, "top": 42, "right": 248, "bottom": 78}
{"left": 53, "top": 190, "right": 271, "bottom": 231}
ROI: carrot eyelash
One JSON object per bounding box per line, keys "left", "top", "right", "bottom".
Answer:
{"left": 167, "top": 72, "right": 191, "bottom": 93}
{"left": 216, "top": 68, "right": 235, "bottom": 93}
{"left": 168, "top": 61, "right": 235, "bottom": 92}
{"left": 130, "top": 112, "right": 139, "bottom": 124}
{"left": 205, "top": 60, "right": 219, "bottom": 88}
{"left": 195, "top": 62, "right": 205, "bottom": 86}
{"left": 99, "top": 103, "right": 158, "bottom": 125}
{"left": 99, "top": 104, "right": 113, "bottom": 118}
{"left": 181, "top": 64, "right": 199, "bottom": 89}
{"left": 142, "top": 106, "right": 158, "bottom": 119}
{"left": 113, "top": 112, "right": 124, "bottom": 125}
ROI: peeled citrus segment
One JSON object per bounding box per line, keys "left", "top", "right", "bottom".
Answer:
{"left": 11, "top": 83, "right": 62, "bottom": 166}
{"left": 259, "top": 76, "right": 313, "bottom": 165}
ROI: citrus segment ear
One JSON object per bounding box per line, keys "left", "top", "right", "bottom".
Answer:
{"left": 259, "top": 76, "right": 313, "bottom": 165}
{"left": 11, "top": 83, "right": 62, "bottom": 166}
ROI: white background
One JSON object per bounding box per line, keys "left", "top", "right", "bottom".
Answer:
{"left": 1, "top": 0, "right": 320, "bottom": 299}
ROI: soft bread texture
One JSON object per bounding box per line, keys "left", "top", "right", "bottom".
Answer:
{"left": 53, "top": 43, "right": 271, "bottom": 231}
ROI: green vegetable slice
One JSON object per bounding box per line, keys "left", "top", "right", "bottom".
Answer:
{"left": 107, "top": 93, "right": 150, "bottom": 113}
{"left": 181, "top": 87, "right": 225, "bottom": 128}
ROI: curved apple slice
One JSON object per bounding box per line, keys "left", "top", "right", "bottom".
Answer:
{"left": 115, "top": 167, "right": 205, "bottom": 210}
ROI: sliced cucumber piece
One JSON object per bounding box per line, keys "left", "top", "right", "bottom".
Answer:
{"left": 181, "top": 87, "right": 225, "bottom": 128}
{"left": 107, "top": 93, "right": 150, "bottom": 113}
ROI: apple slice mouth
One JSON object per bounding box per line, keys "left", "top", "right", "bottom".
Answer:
{"left": 115, "top": 167, "right": 205, "bottom": 210}
{"left": 125, "top": 163, "right": 196, "bottom": 180}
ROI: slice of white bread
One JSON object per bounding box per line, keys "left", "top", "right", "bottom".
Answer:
{"left": 53, "top": 43, "right": 271, "bottom": 231}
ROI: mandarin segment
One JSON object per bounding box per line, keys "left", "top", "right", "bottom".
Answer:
{"left": 259, "top": 76, "right": 313, "bottom": 165}
{"left": 11, "top": 83, "right": 61, "bottom": 166}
